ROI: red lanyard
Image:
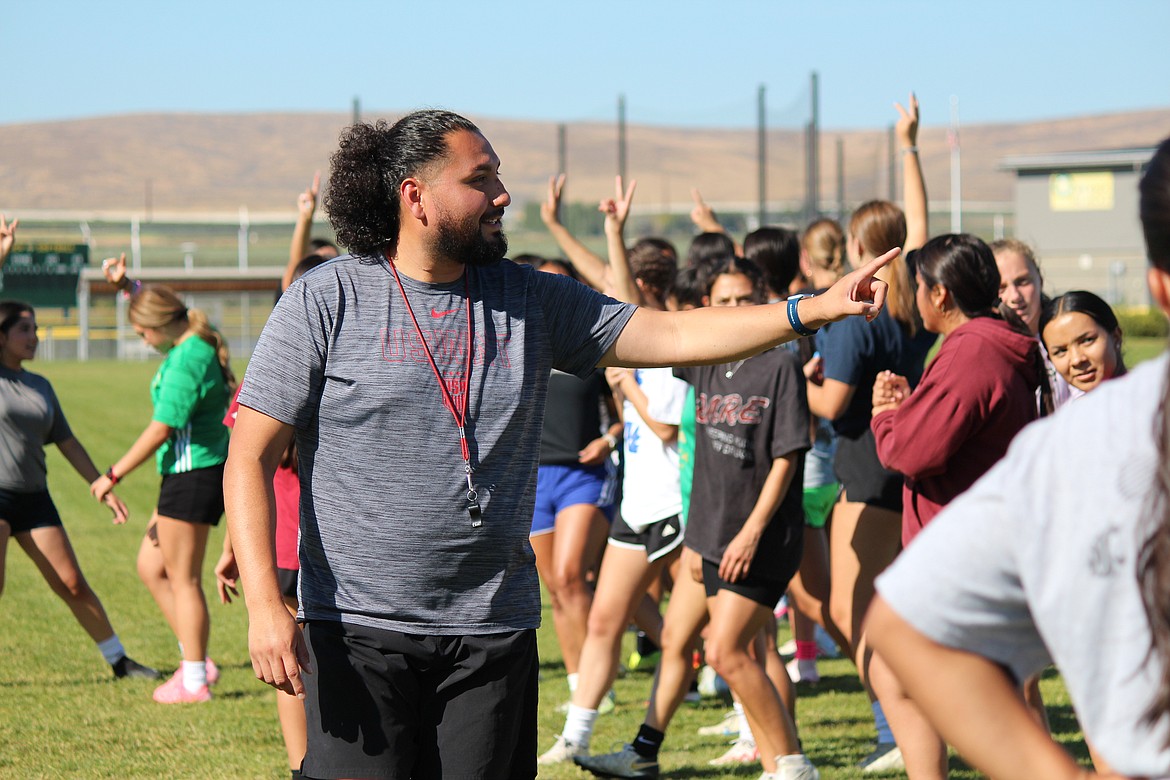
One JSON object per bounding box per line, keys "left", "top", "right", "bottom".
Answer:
{"left": 386, "top": 256, "right": 481, "bottom": 523}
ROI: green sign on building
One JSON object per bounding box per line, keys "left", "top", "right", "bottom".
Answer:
{"left": 0, "top": 244, "right": 89, "bottom": 307}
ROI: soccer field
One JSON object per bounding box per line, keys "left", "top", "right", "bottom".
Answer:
{"left": 0, "top": 359, "right": 1105, "bottom": 778}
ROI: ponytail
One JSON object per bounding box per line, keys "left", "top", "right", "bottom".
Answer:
{"left": 187, "top": 308, "right": 236, "bottom": 394}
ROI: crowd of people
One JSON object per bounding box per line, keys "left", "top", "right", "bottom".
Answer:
{"left": 2, "top": 100, "right": 1170, "bottom": 780}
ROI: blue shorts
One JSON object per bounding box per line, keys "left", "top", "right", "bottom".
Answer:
{"left": 530, "top": 463, "right": 617, "bottom": 536}
{"left": 0, "top": 488, "right": 63, "bottom": 534}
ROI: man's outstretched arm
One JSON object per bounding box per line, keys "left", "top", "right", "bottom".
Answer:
{"left": 603, "top": 248, "right": 896, "bottom": 368}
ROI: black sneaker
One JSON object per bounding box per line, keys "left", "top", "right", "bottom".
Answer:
{"left": 112, "top": 655, "right": 161, "bottom": 680}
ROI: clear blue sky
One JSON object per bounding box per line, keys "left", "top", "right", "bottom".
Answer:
{"left": 6, "top": 0, "right": 1168, "bottom": 130}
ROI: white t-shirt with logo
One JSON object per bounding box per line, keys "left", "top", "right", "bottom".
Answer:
{"left": 619, "top": 367, "right": 688, "bottom": 530}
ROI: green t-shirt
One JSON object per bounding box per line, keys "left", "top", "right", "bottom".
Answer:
{"left": 151, "top": 335, "right": 230, "bottom": 474}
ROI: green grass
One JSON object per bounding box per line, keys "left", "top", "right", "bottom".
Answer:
{"left": 1, "top": 359, "right": 1107, "bottom": 777}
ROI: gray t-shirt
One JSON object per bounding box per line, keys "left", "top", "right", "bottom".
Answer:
{"left": 0, "top": 366, "right": 73, "bottom": 492}
{"left": 238, "top": 256, "right": 636, "bottom": 635}
{"left": 877, "top": 353, "right": 1170, "bottom": 775}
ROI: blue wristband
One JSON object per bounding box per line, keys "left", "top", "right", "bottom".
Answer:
{"left": 786, "top": 294, "right": 817, "bottom": 337}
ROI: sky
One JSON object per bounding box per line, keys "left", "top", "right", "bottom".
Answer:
{"left": 6, "top": 0, "right": 1169, "bottom": 131}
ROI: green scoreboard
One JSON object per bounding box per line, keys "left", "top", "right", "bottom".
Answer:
{"left": 0, "top": 244, "right": 89, "bottom": 307}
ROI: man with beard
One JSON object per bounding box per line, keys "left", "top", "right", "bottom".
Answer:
{"left": 225, "top": 110, "right": 894, "bottom": 779}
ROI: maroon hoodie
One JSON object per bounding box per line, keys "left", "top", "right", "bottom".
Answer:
{"left": 872, "top": 316, "right": 1040, "bottom": 546}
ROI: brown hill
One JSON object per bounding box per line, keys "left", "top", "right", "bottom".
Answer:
{"left": 2, "top": 108, "right": 1168, "bottom": 216}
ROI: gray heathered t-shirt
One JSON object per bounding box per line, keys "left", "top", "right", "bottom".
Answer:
{"left": 238, "top": 256, "right": 636, "bottom": 635}
{"left": 0, "top": 366, "right": 73, "bottom": 492}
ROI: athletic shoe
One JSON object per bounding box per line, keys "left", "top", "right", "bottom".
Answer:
{"left": 778, "top": 637, "right": 798, "bottom": 658}
{"left": 696, "top": 664, "right": 731, "bottom": 699}
{"left": 697, "top": 709, "right": 739, "bottom": 737}
{"left": 152, "top": 674, "right": 211, "bottom": 704}
{"left": 773, "top": 595, "right": 788, "bottom": 619}
{"left": 205, "top": 657, "right": 220, "bottom": 686}
{"left": 858, "top": 742, "right": 904, "bottom": 773}
{"left": 769, "top": 752, "right": 820, "bottom": 780}
{"left": 111, "top": 655, "right": 161, "bottom": 680}
{"left": 708, "top": 737, "right": 759, "bottom": 766}
{"left": 786, "top": 657, "right": 820, "bottom": 685}
{"left": 537, "top": 735, "right": 586, "bottom": 765}
{"left": 574, "top": 744, "right": 659, "bottom": 778}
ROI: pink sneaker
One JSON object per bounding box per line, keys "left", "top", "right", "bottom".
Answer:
{"left": 153, "top": 673, "right": 211, "bottom": 704}
{"left": 205, "top": 657, "right": 220, "bottom": 686}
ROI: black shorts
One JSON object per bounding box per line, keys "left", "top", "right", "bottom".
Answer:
{"left": 301, "top": 621, "right": 538, "bottom": 780}
{"left": 701, "top": 540, "right": 803, "bottom": 608}
{"left": 0, "top": 488, "right": 63, "bottom": 534}
{"left": 608, "top": 513, "right": 684, "bottom": 563}
{"left": 278, "top": 567, "right": 298, "bottom": 600}
{"left": 156, "top": 463, "right": 225, "bottom": 525}
{"left": 834, "top": 428, "right": 903, "bottom": 511}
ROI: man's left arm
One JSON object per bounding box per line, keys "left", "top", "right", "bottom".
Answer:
{"left": 602, "top": 249, "right": 896, "bottom": 368}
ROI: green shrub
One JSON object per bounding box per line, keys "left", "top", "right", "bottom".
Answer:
{"left": 1117, "top": 307, "right": 1170, "bottom": 338}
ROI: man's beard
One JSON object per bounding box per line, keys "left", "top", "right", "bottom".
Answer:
{"left": 435, "top": 212, "right": 508, "bottom": 267}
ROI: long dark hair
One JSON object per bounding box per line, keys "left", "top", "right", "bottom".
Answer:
{"left": 916, "top": 233, "right": 1053, "bottom": 415}
{"left": 1138, "top": 137, "right": 1170, "bottom": 740}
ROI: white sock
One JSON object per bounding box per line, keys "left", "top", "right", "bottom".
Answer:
{"left": 567, "top": 673, "right": 579, "bottom": 693}
{"left": 96, "top": 635, "right": 125, "bottom": 665}
{"left": 181, "top": 659, "right": 208, "bottom": 693}
{"left": 734, "top": 701, "right": 755, "bottom": 743}
{"left": 563, "top": 704, "right": 599, "bottom": 748}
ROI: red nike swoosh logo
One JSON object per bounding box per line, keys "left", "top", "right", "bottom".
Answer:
{"left": 431, "top": 307, "right": 460, "bottom": 318}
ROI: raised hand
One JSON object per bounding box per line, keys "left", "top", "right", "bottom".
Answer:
{"left": 806, "top": 247, "right": 898, "bottom": 327}
{"left": 297, "top": 172, "right": 320, "bottom": 217}
{"left": 895, "top": 93, "right": 919, "bottom": 149}
{"left": 540, "top": 173, "right": 566, "bottom": 227}
{"left": 599, "top": 175, "right": 637, "bottom": 234}
{"left": 101, "top": 253, "right": 128, "bottom": 287}
{"left": 0, "top": 214, "right": 18, "bottom": 265}
{"left": 690, "top": 188, "right": 722, "bottom": 233}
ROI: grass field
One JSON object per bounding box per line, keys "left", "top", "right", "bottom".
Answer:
{"left": 4, "top": 343, "right": 1161, "bottom": 778}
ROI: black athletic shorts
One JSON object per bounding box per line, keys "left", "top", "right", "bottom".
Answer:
{"left": 156, "top": 463, "right": 225, "bottom": 525}
{"left": 301, "top": 621, "right": 538, "bottom": 780}
{"left": 608, "top": 513, "right": 684, "bottom": 563}
{"left": 701, "top": 540, "right": 803, "bottom": 608}
{"left": 834, "top": 428, "right": 903, "bottom": 511}
{"left": 0, "top": 488, "right": 63, "bottom": 534}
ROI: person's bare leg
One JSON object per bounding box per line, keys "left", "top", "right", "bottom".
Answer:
{"left": 0, "top": 520, "right": 11, "bottom": 597}
{"left": 705, "top": 590, "right": 801, "bottom": 775}
{"left": 758, "top": 619, "right": 796, "bottom": 720}
{"left": 869, "top": 649, "right": 947, "bottom": 779}
{"left": 645, "top": 548, "right": 708, "bottom": 731}
{"left": 573, "top": 544, "right": 679, "bottom": 709}
{"left": 789, "top": 525, "right": 850, "bottom": 655}
{"left": 549, "top": 504, "right": 607, "bottom": 674}
{"left": 829, "top": 497, "right": 901, "bottom": 684}
{"left": 137, "top": 518, "right": 179, "bottom": 635}
{"left": 153, "top": 516, "right": 211, "bottom": 662}
{"left": 18, "top": 526, "right": 116, "bottom": 641}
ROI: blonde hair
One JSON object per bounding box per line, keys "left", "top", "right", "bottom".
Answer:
{"left": 850, "top": 200, "right": 916, "bottom": 331}
{"left": 802, "top": 218, "right": 846, "bottom": 276}
{"left": 130, "top": 285, "right": 236, "bottom": 392}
